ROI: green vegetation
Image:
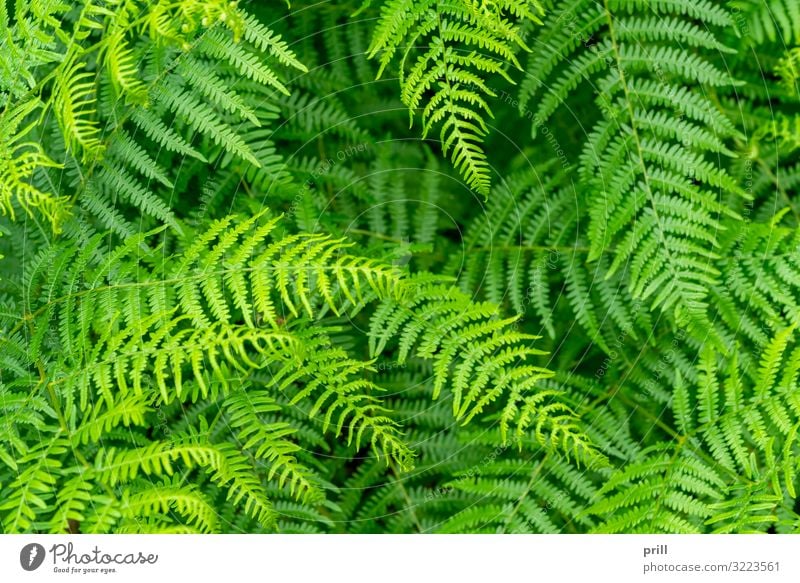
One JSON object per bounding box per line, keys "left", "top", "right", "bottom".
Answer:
{"left": 1, "top": 0, "right": 799, "bottom": 533}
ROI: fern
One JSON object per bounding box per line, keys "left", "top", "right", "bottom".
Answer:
{"left": 730, "top": 0, "right": 800, "bottom": 45}
{"left": 366, "top": 0, "right": 543, "bottom": 195}
{"left": 519, "top": 0, "right": 744, "bottom": 342}
{"left": 2, "top": 0, "right": 799, "bottom": 536}
{"left": 1, "top": 0, "right": 306, "bottom": 237}
{"left": 590, "top": 330, "right": 800, "bottom": 533}
{"left": 0, "top": 210, "right": 578, "bottom": 532}
{"left": 0, "top": 100, "right": 69, "bottom": 231}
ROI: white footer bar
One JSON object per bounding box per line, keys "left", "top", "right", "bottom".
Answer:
{"left": 1, "top": 535, "right": 797, "bottom": 582}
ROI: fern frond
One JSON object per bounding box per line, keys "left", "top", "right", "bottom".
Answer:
{"left": 94, "top": 438, "right": 275, "bottom": 526}
{"left": 369, "top": 274, "right": 599, "bottom": 465}
{"left": 223, "top": 388, "right": 325, "bottom": 504}
{"left": 590, "top": 329, "right": 800, "bottom": 533}
{"left": 520, "top": 0, "right": 744, "bottom": 339}
{"left": 0, "top": 100, "right": 69, "bottom": 231}
{"left": 367, "top": 0, "right": 543, "bottom": 195}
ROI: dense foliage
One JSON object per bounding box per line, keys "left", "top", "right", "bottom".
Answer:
{"left": 1, "top": 0, "right": 799, "bottom": 533}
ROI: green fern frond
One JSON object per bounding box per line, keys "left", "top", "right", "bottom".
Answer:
{"left": 368, "top": 274, "right": 599, "bottom": 465}
{"left": 519, "top": 0, "right": 744, "bottom": 340}
{"left": 590, "top": 329, "right": 800, "bottom": 533}
{"left": 729, "top": 0, "right": 800, "bottom": 45}
{"left": 367, "top": 0, "right": 543, "bottom": 195}
{"left": 2, "top": 208, "right": 588, "bottom": 531}
{"left": 223, "top": 388, "right": 325, "bottom": 503}
{"left": 94, "top": 438, "right": 275, "bottom": 526}
{"left": 0, "top": 100, "right": 70, "bottom": 231}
